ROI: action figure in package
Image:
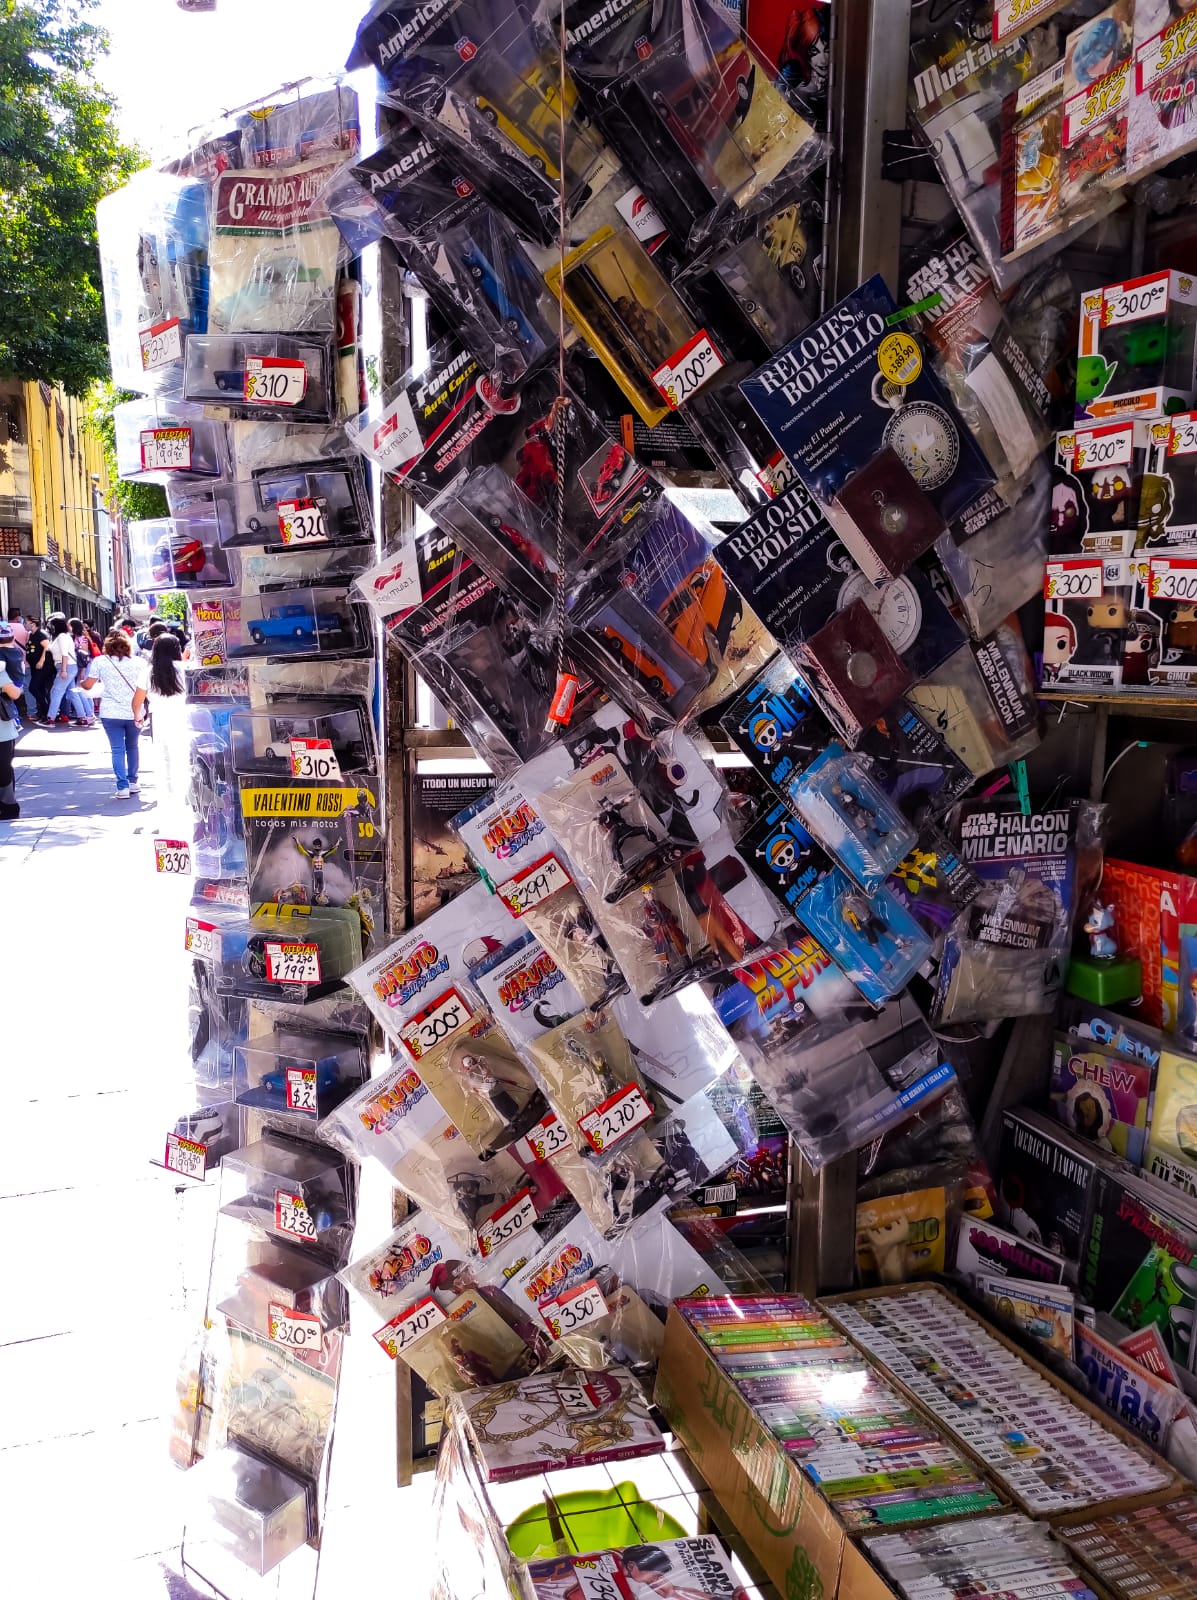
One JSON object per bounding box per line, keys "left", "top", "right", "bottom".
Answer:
{"left": 412, "top": 1012, "right": 548, "bottom": 1157}
{"left": 797, "top": 870, "right": 933, "bottom": 1008}
{"left": 470, "top": 928, "right": 588, "bottom": 1043}
{"left": 1050, "top": 421, "right": 1151, "bottom": 557}
{"left": 1076, "top": 271, "right": 1197, "bottom": 423}
{"left": 787, "top": 745, "right": 918, "bottom": 893}
{"left": 525, "top": 887, "right": 628, "bottom": 1010}
{"left": 537, "top": 754, "right": 684, "bottom": 906}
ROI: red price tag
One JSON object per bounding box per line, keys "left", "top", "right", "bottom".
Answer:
{"left": 274, "top": 1188, "right": 319, "bottom": 1242}
{"left": 184, "top": 918, "right": 217, "bottom": 959}
{"left": 265, "top": 942, "right": 322, "bottom": 985}
{"left": 399, "top": 987, "right": 473, "bottom": 1060}
{"left": 243, "top": 356, "right": 307, "bottom": 406}
{"left": 140, "top": 427, "right": 192, "bottom": 471}
{"left": 139, "top": 318, "right": 182, "bottom": 371}
{"left": 285, "top": 1067, "right": 318, "bottom": 1115}
{"left": 513, "top": 1111, "right": 571, "bottom": 1164}
{"left": 278, "top": 498, "right": 329, "bottom": 545}
{"left": 650, "top": 329, "right": 724, "bottom": 409}
{"left": 497, "top": 852, "right": 572, "bottom": 917}
{"left": 477, "top": 1189, "right": 535, "bottom": 1257}
{"left": 373, "top": 1295, "right": 447, "bottom": 1359}
{"left": 268, "top": 1302, "right": 324, "bottom": 1353}
{"left": 543, "top": 1279, "right": 607, "bottom": 1341}
{"left": 154, "top": 838, "right": 191, "bottom": 874}
{"left": 578, "top": 1084, "right": 653, "bottom": 1153}
{"left": 164, "top": 1132, "right": 206, "bottom": 1181}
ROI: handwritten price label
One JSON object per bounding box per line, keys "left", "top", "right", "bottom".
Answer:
{"left": 400, "top": 987, "right": 473, "bottom": 1060}
{"left": 139, "top": 318, "right": 182, "bottom": 372}
{"left": 373, "top": 1295, "right": 447, "bottom": 1359}
{"left": 1170, "top": 416, "right": 1197, "bottom": 456}
{"left": 274, "top": 1188, "right": 319, "bottom": 1243}
{"left": 497, "top": 852, "right": 572, "bottom": 917}
{"left": 572, "top": 1554, "right": 625, "bottom": 1600}
{"left": 140, "top": 427, "right": 192, "bottom": 471}
{"left": 289, "top": 737, "right": 342, "bottom": 782}
{"left": 556, "top": 1373, "right": 601, "bottom": 1415}
{"left": 1074, "top": 424, "right": 1133, "bottom": 471}
{"left": 243, "top": 356, "right": 307, "bottom": 407}
{"left": 184, "top": 918, "right": 218, "bottom": 960}
{"left": 154, "top": 838, "right": 191, "bottom": 875}
{"left": 514, "top": 1111, "right": 571, "bottom": 1164}
{"left": 1103, "top": 275, "right": 1169, "bottom": 326}
{"left": 278, "top": 498, "right": 329, "bottom": 545}
{"left": 285, "top": 1067, "right": 319, "bottom": 1115}
{"left": 544, "top": 1279, "right": 607, "bottom": 1341}
{"left": 1044, "top": 560, "right": 1103, "bottom": 601}
{"left": 264, "top": 941, "right": 322, "bottom": 985}
{"left": 578, "top": 1083, "right": 653, "bottom": 1153}
{"left": 1150, "top": 557, "right": 1197, "bottom": 601}
{"left": 477, "top": 1189, "right": 535, "bottom": 1258}
{"left": 650, "top": 329, "right": 724, "bottom": 410}
{"left": 164, "top": 1133, "right": 207, "bottom": 1180}
{"left": 268, "top": 1302, "right": 324, "bottom": 1353}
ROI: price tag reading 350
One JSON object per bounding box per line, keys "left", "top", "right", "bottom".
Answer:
{"left": 544, "top": 1279, "right": 607, "bottom": 1341}
{"left": 373, "top": 1295, "right": 447, "bottom": 1359}
{"left": 400, "top": 987, "right": 473, "bottom": 1060}
{"left": 243, "top": 356, "right": 307, "bottom": 406}
{"left": 514, "top": 1111, "right": 571, "bottom": 1164}
{"left": 184, "top": 918, "right": 218, "bottom": 959}
{"left": 477, "top": 1189, "right": 535, "bottom": 1257}
{"left": 164, "top": 1132, "right": 207, "bottom": 1181}
{"left": 578, "top": 1084, "right": 653, "bottom": 1153}
{"left": 268, "top": 1302, "right": 324, "bottom": 1353}
{"left": 285, "top": 1067, "right": 319, "bottom": 1115}
{"left": 278, "top": 498, "right": 329, "bottom": 545}
{"left": 155, "top": 838, "right": 191, "bottom": 875}
{"left": 651, "top": 329, "right": 724, "bottom": 410}
{"left": 289, "top": 737, "right": 342, "bottom": 782}
{"left": 275, "top": 1188, "right": 319, "bottom": 1242}
{"left": 265, "top": 942, "right": 322, "bottom": 985}
{"left": 497, "top": 853, "right": 572, "bottom": 917}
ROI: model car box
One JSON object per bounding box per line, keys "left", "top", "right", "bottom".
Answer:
{"left": 1043, "top": 554, "right": 1139, "bottom": 690}
{"left": 654, "top": 1303, "right": 975, "bottom": 1600}
{"left": 1076, "top": 271, "right": 1197, "bottom": 423}
{"left": 1049, "top": 420, "right": 1153, "bottom": 557}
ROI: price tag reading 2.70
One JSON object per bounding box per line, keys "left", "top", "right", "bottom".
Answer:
{"left": 577, "top": 1084, "right": 653, "bottom": 1153}
{"left": 651, "top": 329, "right": 724, "bottom": 410}
{"left": 265, "top": 942, "right": 322, "bottom": 985}
{"left": 373, "top": 1296, "right": 447, "bottom": 1360}
{"left": 400, "top": 987, "right": 473, "bottom": 1060}
{"left": 497, "top": 853, "right": 572, "bottom": 917}
{"left": 544, "top": 1279, "right": 607, "bottom": 1341}
{"left": 243, "top": 356, "right": 307, "bottom": 407}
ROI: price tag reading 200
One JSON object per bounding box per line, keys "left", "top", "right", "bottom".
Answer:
{"left": 650, "top": 329, "right": 724, "bottom": 410}
{"left": 544, "top": 1279, "right": 607, "bottom": 1341}
{"left": 578, "top": 1084, "right": 653, "bottom": 1153}
{"left": 243, "top": 356, "right": 307, "bottom": 407}
{"left": 400, "top": 987, "right": 473, "bottom": 1060}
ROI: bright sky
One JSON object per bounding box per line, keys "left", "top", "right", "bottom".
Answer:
{"left": 88, "top": 0, "right": 366, "bottom": 157}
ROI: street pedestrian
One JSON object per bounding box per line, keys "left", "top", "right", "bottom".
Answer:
{"left": 25, "top": 615, "right": 51, "bottom": 721}
{"left": 5, "top": 609, "right": 28, "bottom": 649}
{"left": 82, "top": 623, "right": 104, "bottom": 719}
{"left": 45, "top": 616, "right": 92, "bottom": 726}
{"left": 79, "top": 631, "right": 146, "bottom": 799}
{"left": 145, "top": 632, "right": 188, "bottom": 814}
{"left": 67, "top": 619, "right": 97, "bottom": 728}
{"left": 0, "top": 643, "right": 21, "bottom": 819}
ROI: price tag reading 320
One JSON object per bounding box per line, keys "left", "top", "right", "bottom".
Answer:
{"left": 243, "top": 356, "right": 307, "bottom": 406}
{"left": 154, "top": 838, "right": 191, "bottom": 875}
{"left": 578, "top": 1084, "right": 653, "bottom": 1153}
{"left": 373, "top": 1295, "right": 447, "bottom": 1359}
{"left": 275, "top": 1188, "right": 319, "bottom": 1242}
{"left": 650, "top": 329, "right": 724, "bottom": 410}
{"left": 289, "top": 737, "right": 342, "bottom": 782}
{"left": 498, "top": 853, "right": 572, "bottom": 917}
{"left": 544, "top": 1279, "right": 607, "bottom": 1341}
{"left": 400, "top": 987, "right": 473, "bottom": 1060}
{"left": 265, "top": 942, "right": 322, "bottom": 985}
{"left": 268, "top": 1303, "right": 324, "bottom": 1353}
{"left": 278, "top": 499, "right": 329, "bottom": 545}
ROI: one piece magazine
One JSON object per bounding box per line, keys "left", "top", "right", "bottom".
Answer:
{"left": 1050, "top": 1032, "right": 1154, "bottom": 1164}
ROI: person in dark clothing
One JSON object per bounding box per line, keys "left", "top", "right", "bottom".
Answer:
{"left": 25, "top": 616, "right": 52, "bottom": 721}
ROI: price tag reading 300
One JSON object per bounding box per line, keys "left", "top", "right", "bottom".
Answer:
{"left": 1150, "top": 557, "right": 1197, "bottom": 601}
{"left": 1044, "top": 561, "right": 1103, "bottom": 601}
{"left": 651, "top": 329, "right": 724, "bottom": 410}
{"left": 265, "top": 942, "right": 322, "bottom": 985}
{"left": 243, "top": 356, "right": 307, "bottom": 406}
{"left": 544, "top": 1279, "right": 607, "bottom": 1341}
{"left": 400, "top": 987, "right": 473, "bottom": 1060}
{"left": 373, "top": 1295, "right": 447, "bottom": 1359}
{"left": 578, "top": 1084, "right": 653, "bottom": 1153}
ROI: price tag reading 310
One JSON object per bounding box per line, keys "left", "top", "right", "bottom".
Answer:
{"left": 243, "top": 356, "right": 307, "bottom": 406}
{"left": 578, "top": 1084, "right": 653, "bottom": 1153}
{"left": 1150, "top": 557, "right": 1197, "bottom": 601}
{"left": 289, "top": 737, "right": 342, "bottom": 782}
{"left": 184, "top": 918, "right": 217, "bottom": 959}
{"left": 650, "top": 329, "right": 724, "bottom": 410}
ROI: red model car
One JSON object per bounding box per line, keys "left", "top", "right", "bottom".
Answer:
{"left": 152, "top": 531, "right": 206, "bottom": 584}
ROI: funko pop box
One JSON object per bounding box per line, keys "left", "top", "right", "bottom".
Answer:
{"left": 1076, "top": 270, "right": 1197, "bottom": 424}
{"left": 1050, "top": 420, "right": 1153, "bottom": 557}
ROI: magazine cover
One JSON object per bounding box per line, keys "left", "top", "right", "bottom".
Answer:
{"left": 974, "top": 1271, "right": 1075, "bottom": 1354}
{"left": 994, "top": 1107, "right": 1097, "bottom": 1264}
{"left": 1075, "top": 1321, "right": 1185, "bottom": 1450}
{"left": 954, "top": 800, "right": 1076, "bottom": 962}
{"left": 525, "top": 1537, "right": 748, "bottom": 1600}
{"left": 1080, "top": 1167, "right": 1197, "bottom": 1367}
{"left": 455, "top": 1366, "right": 664, "bottom": 1482}
{"left": 955, "top": 1216, "right": 1067, "bottom": 1285}
{"left": 1050, "top": 1033, "right": 1154, "bottom": 1164}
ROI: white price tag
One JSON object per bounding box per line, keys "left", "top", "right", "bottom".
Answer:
{"left": 140, "top": 427, "right": 192, "bottom": 471}
{"left": 285, "top": 1067, "right": 319, "bottom": 1115}
{"left": 572, "top": 1554, "right": 625, "bottom": 1600}
{"left": 369, "top": 391, "right": 421, "bottom": 469}
{"left": 154, "top": 837, "right": 191, "bottom": 875}
{"left": 543, "top": 1279, "right": 607, "bottom": 1341}
{"left": 497, "top": 852, "right": 572, "bottom": 917}
{"left": 373, "top": 1295, "right": 447, "bottom": 1359}
{"left": 1103, "top": 275, "right": 1170, "bottom": 327}
{"left": 139, "top": 318, "right": 182, "bottom": 372}
{"left": 268, "top": 1302, "right": 324, "bottom": 1353}
{"left": 477, "top": 1189, "right": 536, "bottom": 1258}
{"left": 184, "top": 917, "right": 218, "bottom": 959}
{"left": 555, "top": 1373, "right": 601, "bottom": 1415}
{"left": 243, "top": 356, "right": 307, "bottom": 406}
{"left": 650, "top": 329, "right": 724, "bottom": 410}
{"left": 265, "top": 941, "right": 322, "bottom": 985}
{"left": 1044, "top": 561, "right": 1104, "bottom": 601}
{"left": 164, "top": 1132, "right": 207, "bottom": 1181}
{"left": 399, "top": 986, "right": 473, "bottom": 1060}
{"left": 274, "top": 1188, "right": 319, "bottom": 1242}
{"left": 277, "top": 498, "right": 329, "bottom": 545}
{"left": 289, "top": 737, "right": 343, "bottom": 782}
{"left": 578, "top": 1084, "right": 653, "bottom": 1153}
{"left": 1074, "top": 424, "right": 1133, "bottom": 471}
{"left": 355, "top": 543, "right": 424, "bottom": 619}
{"left": 1169, "top": 416, "right": 1197, "bottom": 456}
{"left": 514, "top": 1111, "right": 572, "bottom": 1164}
{"left": 1150, "top": 557, "right": 1197, "bottom": 601}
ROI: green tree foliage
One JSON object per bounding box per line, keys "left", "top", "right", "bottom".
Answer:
{"left": 0, "top": 0, "right": 142, "bottom": 394}
{"left": 154, "top": 591, "right": 187, "bottom": 626}
{"left": 85, "top": 380, "right": 167, "bottom": 522}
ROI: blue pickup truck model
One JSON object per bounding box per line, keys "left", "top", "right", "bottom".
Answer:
{"left": 248, "top": 604, "right": 343, "bottom": 646}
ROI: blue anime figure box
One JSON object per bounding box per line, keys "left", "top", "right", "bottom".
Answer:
{"left": 739, "top": 275, "right": 1000, "bottom": 550}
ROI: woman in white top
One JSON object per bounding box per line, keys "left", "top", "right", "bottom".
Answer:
{"left": 144, "top": 632, "right": 190, "bottom": 816}
{"left": 45, "top": 616, "right": 93, "bottom": 726}
{"left": 79, "top": 631, "right": 147, "bottom": 798}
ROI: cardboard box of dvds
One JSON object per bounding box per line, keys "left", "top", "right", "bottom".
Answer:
{"left": 653, "top": 1304, "right": 1007, "bottom": 1600}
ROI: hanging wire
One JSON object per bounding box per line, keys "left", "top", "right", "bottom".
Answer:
{"left": 543, "top": 1, "right": 574, "bottom": 730}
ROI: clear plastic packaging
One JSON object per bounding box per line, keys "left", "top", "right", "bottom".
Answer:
{"left": 128, "top": 516, "right": 233, "bottom": 592}
{"left": 186, "top": 692, "right": 249, "bottom": 881}
{"left": 113, "top": 397, "right": 226, "bottom": 482}
{"left": 212, "top": 457, "right": 372, "bottom": 550}
{"left": 190, "top": 584, "right": 368, "bottom": 663}
{"left": 188, "top": 1441, "right": 311, "bottom": 1575}
{"left": 183, "top": 332, "right": 336, "bottom": 421}
{"left": 796, "top": 870, "right": 933, "bottom": 1008}
{"left": 233, "top": 1024, "right": 367, "bottom": 1124}
{"left": 906, "top": 622, "right": 1041, "bottom": 779}
{"left": 203, "top": 903, "right": 364, "bottom": 1001}
{"left": 211, "top": 1230, "right": 351, "bottom": 1343}
{"left": 786, "top": 744, "right": 918, "bottom": 893}
{"left": 229, "top": 698, "right": 376, "bottom": 779}
{"left": 219, "top": 1132, "right": 356, "bottom": 1265}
